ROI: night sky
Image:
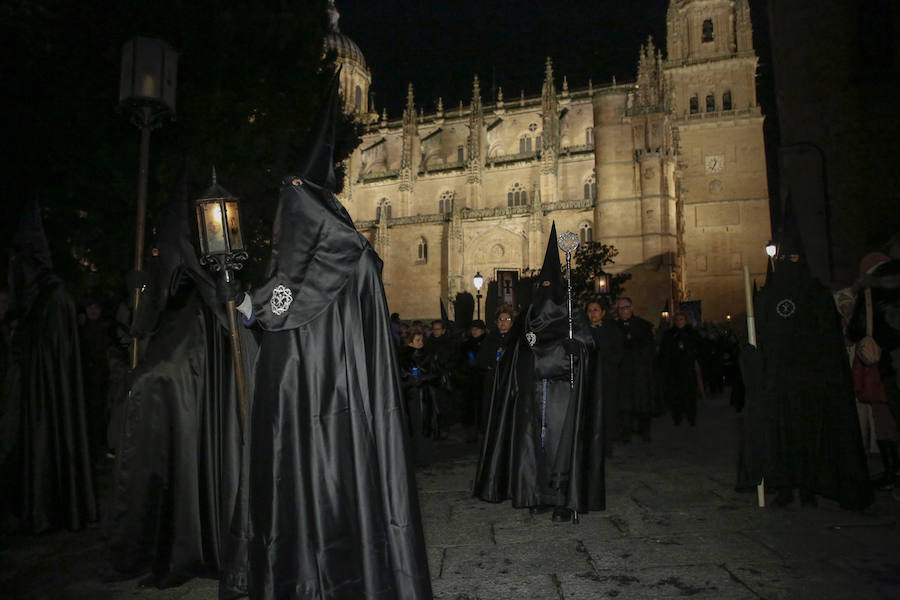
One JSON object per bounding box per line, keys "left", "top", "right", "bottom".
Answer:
{"left": 337, "top": 0, "right": 673, "bottom": 118}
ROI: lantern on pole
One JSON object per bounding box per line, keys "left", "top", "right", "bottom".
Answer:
{"left": 119, "top": 36, "right": 178, "bottom": 367}
{"left": 473, "top": 271, "right": 484, "bottom": 320}
{"left": 195, "top": 170, "right": 250, "bottom": 430}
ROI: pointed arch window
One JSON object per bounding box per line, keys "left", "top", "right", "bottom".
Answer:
{"left": 457, "top": 145, "right": 464, "bottom": 163}
{"left": 507, "top": 182, "right": 527, "bottom": 206}
{"left": 375, "top": 198, "right": 391, "bottom": 221}
{"left": 584, "top": 173, "right": 596, "bottom": 201}
{"left": 580, "top": 222, "right": 593, "bottom": 244}
{"left": 354, "top": 85, "right": 362, "bottom": 111}
{"left": 416, "top": 237, "right": 428, "bottom": 264}
{"left": 689, "top": 94, "right": 699, "bottom": 114}
{"left": 702, "top": 19, "right": 714, "bottom": 43}
{"left": 585, "top": 127, "right": 594, "bottom": 145}
{"left": 722, "top": 90, "right": 732, "bottom": 111}
{"left": 706, "top": 92, "right": 716, "bottom": 112}
{"left": 439, "top": 190, "right": 455, "bottom": 214}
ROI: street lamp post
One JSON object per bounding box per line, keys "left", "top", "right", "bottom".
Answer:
{"left": 195, "top": 171, "right": 250, "bottom": 431}
{"left": 473, "top": 272, "right": 484, "bottom": 320}
{"left": 119, "top": 36, "right": 178, "bottom": 367}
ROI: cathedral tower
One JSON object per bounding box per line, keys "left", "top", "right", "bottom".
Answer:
{"left": 324, "top": 0, "right": 375, "bottom": 121}
{"left": 664, "top": 0, "right": 770, "bottom": 318}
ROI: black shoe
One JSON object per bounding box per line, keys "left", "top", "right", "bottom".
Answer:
{"left": 551, "top": 507, "right": 574, "bottom": 522}
{"left": 529, "top": 505, "right": 551, "bottom": 515}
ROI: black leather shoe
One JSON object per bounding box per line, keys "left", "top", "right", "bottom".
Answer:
{"left": 551, "top": 507, "right": 573, "bottom": 522}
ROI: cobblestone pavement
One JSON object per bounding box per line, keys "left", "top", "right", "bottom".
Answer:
{"left": 3, "top": 392, "right": 898, "bottom": 599}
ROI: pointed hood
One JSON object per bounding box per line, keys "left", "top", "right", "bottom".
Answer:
{"left": 9, "top": 200, "right": 59, "bottom": 314}
{"left": 296, "top": 68, "right": 342, "bottom": 192}
{"left": 526, "top": 222, "right": 567, "bottom": 331}
{"left": 774, "top": 195, "right": 805, "bottom": 259}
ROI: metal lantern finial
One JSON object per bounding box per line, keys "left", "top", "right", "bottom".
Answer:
{"left": 557, "top": 231, "right": 579, "bottom": 254}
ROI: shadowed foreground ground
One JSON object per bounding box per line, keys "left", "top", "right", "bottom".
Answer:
{"left": 2, "top": 390, "right": 898, "bottom": 599}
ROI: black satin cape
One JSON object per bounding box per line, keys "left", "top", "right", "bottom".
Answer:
{"left": 1, "top": 200, "right": 96, "bottom": 533}
{"left": 474, "top": 225, "right": 604, "bottom": 512}
{"left": 749, "top": 258, "right": 872, "bottom": 509}
{"left": 246, "top": 175, "right": 432, "bottom": 599}
{"left": 107, "top": 200, "right": 257, "bottom": 595}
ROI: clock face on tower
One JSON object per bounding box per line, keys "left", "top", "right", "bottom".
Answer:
{"left": 705, "top": 154, "right": 724, "bottom": 173}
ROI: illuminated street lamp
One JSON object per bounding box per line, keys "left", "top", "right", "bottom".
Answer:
{"left": 119, "top": 36, "right": 178, "bottom": 367}
{"left": 473, "top": 271, "right": 484, "bottom": 320}
{"left": 765, "top": 240, "right": 777, "bottom": 272}
{"left": 593, "top": 269, "right": 610, "bottom": 295}
{"left": 195, "top": 170, "right": 249, "bottom": 429}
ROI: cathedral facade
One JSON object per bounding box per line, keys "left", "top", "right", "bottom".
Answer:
{"left": 329, "top": 0, "right": 771, "bottom": 322}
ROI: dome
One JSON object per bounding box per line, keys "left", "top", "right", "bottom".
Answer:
{"left": 324, "top": 31, "right": 367, "bottom": 71}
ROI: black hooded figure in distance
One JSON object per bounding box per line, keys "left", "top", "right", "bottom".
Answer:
{"left": 474, "top": 223, "right": 605, "bottom": 520}
{"left": 743, "top": 201, "right": 871, "bottom": 510}
{"left": 240, "top": 70, "right": 432, "bottom": 599}
{"left": 0, "top": 200, "right": 97, "bottom": 533}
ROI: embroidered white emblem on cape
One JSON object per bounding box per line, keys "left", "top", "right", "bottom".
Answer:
{"left": 270, "top": 284, "right": 293, "bottom": 315}
{"left": 776, "top": 298, "right": 796, "bottom": 318}
{"left": 525, "top": 331, "right": 537, "bottom": 347}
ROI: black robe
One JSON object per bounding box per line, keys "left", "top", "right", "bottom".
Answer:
{"left": 474, "top": 224, "right": 604, "bottom": 513}
{"left": 1, "top": 201, "right": 96, "bottom": 533}
{"left": 750, "top": 259, "right": 872, "bottom": 509}
{"left": 246, "top": 175, "right": 431, "bottom": 600}
{"left": 107, "top": 200, "right": 256, "bottom": 595}
{"left": 1, "top": 278, "right": 97, "bottom": 533}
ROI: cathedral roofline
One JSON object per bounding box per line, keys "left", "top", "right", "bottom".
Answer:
{"left": 364, "top": 80, "right": 636, "bottom": 133}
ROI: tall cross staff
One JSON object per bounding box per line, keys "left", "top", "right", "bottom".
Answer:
{"left": 558, "top": 231, "right": 580, "bottom": 389}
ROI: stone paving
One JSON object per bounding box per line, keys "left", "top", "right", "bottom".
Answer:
{"left": 2, "top": 393, "right": 898, "bottom": 599}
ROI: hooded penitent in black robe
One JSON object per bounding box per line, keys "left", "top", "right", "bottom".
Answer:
{"left": 107, "top": 197, "right": 257, "bottom": 595}
{"left": 0, "top": 201, "right": 97, "bottom": 533}
{"left": 742, "top": 205, "right": 871, "bottom": 509}
{"left": 474, "top": 224, "right": 604, "bottom": 513}
{"left": 242, "top": 71, "right": 431, "bottom": 600}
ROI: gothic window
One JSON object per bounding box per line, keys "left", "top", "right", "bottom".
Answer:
{"left": 702, "top": 19, "right": 714, "bottom": 43}
{"left": 507, "top": 182, "right": 527, "bottom": 207}
{"left": 584, "top": 173, "right": 596, "bottom": 201}
{"left": 536, "top": 135, "right": 542, "bottom": 153}
{"left": 706, "top": 92, "right": 715, "bottom": 112}
{"left": 519, "top": 136, "right": 532, "bottom": 153}
{"left": 457, "top": 145, "right": 464, "bottom": 163}
{"left": 417, "top": 238, "right": 428, "bottom": 263}
{"left": 585, "top": 127, "right": 594, "bottom": 145}
{"left": 689, "top": 94, "right": 699, "bottom": 114}
{"left": 580, "top": 222, "right": 593, "bottom": 244}
{"left": 528, "top": 122, "right": 539, "bottom": 133}
{"left": 722, "top": 90, "right": 732, "bottom": 111}
{"left": 439, "top": 190, "right": 455, "bottom": 214}
{"left": 376, "top": 198, "right": 391, "bottom": 221}
{"left": 354, "top": 85, "right": 362, "bottom": 111}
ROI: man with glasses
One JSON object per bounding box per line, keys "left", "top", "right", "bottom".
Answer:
{"left": 614, "top": 297, "right": 656, "bottom": 442}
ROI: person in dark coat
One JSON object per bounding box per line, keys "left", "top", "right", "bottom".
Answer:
{"left": 426, "top": 319, "right": 457, "bottom": 436}
{"left": 474, "top": 224, "right": 603, "bottom": 522}
{"left": 658, "top": 311, "right": 701, "bottom": 426}
{"left": 749, "top": 209, "right": 871, "bottom": 510}
{"left": 474, "top": 310, "right": 515, "bottom": 433}
{"left": 398, "top": 327, "right": 439, "bottom": 465}
{"left": 613, "top": 297, "right": 656, "bottom": 442}
{"left": 458, "top": 320, "right": 487, "bottom": 442}
{"left": 0, "top": 200, "right": 97, "bottom": 534}
{"left": 586, "top": 298, "right": 623, "bottom": 453}
{"left": 79, "top": 297, "right": 113, "bottom": 463}
{"left": 231, "top": 71, "right": 431, "bottom": 599}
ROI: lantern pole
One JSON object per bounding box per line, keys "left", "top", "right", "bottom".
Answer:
{"left": 223, "top": 269, "right": 249, "bottom": 432}
{"left": 557, "top": 231, "right": 580, "bottom": 389}
{"left": 129, "top": 106, "right": 153, "bottom": 367}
